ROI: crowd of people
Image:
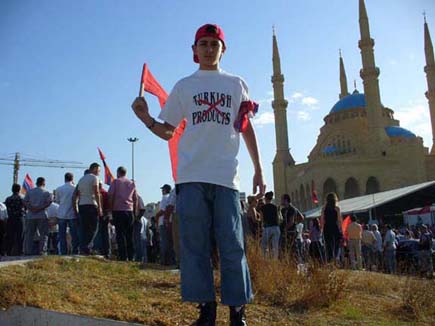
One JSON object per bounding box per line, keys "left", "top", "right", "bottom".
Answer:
{"left": 241, "top": 191, "right": 434, "bottom": 278}
{"left": 0, "top": 171, "right": 433, "bottom": 280}
{"left": 0, "top": 163, "right": 174, "bottom": 266}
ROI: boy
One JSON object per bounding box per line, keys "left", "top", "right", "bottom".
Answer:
{"left": 132, "top": 23, "right": 265, "bottom": 326}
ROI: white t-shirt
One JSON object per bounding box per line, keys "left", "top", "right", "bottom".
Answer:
{"left": 296, "top": 223, "right": 304, "bottom": 241}
{"left": 56, "top": 182, "right": 76, "bottom": 219}
{"left": 0, "top": 202, "right": 8, "bottom": 220}
{"left": 158, "top": 193, "right": 171, "bottom": 227}
{"left": 77, "top": 174, "right": 99, "bottom": 206}
{"left": 158, "top": 69, "right": 250, "bottom": 190}
{"left": 47, "top": 202, "right": 59, "bottom": 218}
{"left": 140, "top": 216, "right": 148, "bottom": 240}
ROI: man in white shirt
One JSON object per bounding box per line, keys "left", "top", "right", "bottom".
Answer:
{"left": 56, "top": 172, "right": 79, "bottom": 254}
{"left": 132, "top": 23, "right": 265, "bottom": 326}
{"left": 73, "top": 163, "right": 102, "bottom": 255}
{"left": 383, "top": 225, "right": 397, "bottom": 274}
{"left": 0, "top": 202, "right": 8, "bottom": 256}
{"left": 155, "top": 184, "right": 175, "bottom": 265}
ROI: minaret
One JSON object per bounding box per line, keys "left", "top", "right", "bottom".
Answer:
{"left": 339, "top": 50, "right": 350, "bottom": 99}
{"left": 424, "top": 15, "right": 435, "bottom": 155}
{"left": 272, "top": 28, "right": 294, "bottom": 200}
{"left": 358, "top": 0, "right": 389, "bottom": 149}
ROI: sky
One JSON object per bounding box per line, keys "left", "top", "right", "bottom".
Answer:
{"left": 1, "top": 0, "right": 434, "bottom": 204}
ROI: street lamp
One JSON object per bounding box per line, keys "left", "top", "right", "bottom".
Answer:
{"left": 127, "top": 137, "right": 139, "bottom": 180}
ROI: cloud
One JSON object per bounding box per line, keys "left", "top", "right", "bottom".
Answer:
{"left": 389, "top": 59, "right": 398, "bottom": 65}
{"left": 301, "top": 96, "right": 319, "bottom": 106}
{"left": 394, "top": 100, "right": 432, "bottom": 147}
{"left": 297, "top": 111, "right": 311, "bottom": 121}
{"left": 253, "top": 111, "right": 275, "bottom": 126}
{"left": 292, "top": 92, "right": 303, "bottom": 99}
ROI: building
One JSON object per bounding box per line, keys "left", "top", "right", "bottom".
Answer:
{"left": 272, "top": 0, "right": 435, "bottom": 212}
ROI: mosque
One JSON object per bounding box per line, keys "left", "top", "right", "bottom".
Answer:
{"left": 272, "top": 0, "right": 435, "bottom": 212}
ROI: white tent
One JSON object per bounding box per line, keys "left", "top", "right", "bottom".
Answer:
{"left": 403, "top": 205, "right": 435, "bottom": 226}
{"left": 305, "top": 180, "right": 435, "bottom": 218}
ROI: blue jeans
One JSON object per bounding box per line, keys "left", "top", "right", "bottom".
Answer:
{"left": 58, "top": 219, "right": 79, "bottom": 255}
{"left": 385, "top": 249, "right": 396, "bottom": 274}
{"left": 261, "top": 226, "right": 281, "bottom": 259}
{"left": 141, "top": 238, "right": 148, "bottom": 263}
{"left": 177, "top": 183, "right": 253, "bottom": 306}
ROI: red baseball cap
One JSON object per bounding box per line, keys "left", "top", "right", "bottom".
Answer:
{"left": 193, "top": 24, "right": 225, "bottom": 63}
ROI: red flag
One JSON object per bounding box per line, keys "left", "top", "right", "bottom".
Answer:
{"left": 139, "top": 63, "right": 185, "bottom": 181}
{"left": 342, "top": 215, "right": 351, "bottom": 241}
{"left": 97, "top": 147, "right": 115, "bottom": 186}
{"left": 140, "top": 64, "right": 168, "bottom": 108}
{"left": 21, "top": 173, "right": 34, "bottom": 194}
{"left": 311, "top": 180, "right": 319, "bottom": 205}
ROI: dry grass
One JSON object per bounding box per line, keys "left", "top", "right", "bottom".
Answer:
{"left": 0, "top": 244, "right": 433, "bottom": 325}
{"left": 246, "top": 239, "right": 346, "bottom": 310}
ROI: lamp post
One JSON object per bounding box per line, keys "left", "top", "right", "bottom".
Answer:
{"left": 127, "top": 137, "right": 139, "bottom": 180}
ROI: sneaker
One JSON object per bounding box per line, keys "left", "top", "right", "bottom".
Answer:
{"left": 230, "top": 305, "right": 247, "bottom": 326}
{"left": 194, "top": 301, "right": 217, "bottom": 326}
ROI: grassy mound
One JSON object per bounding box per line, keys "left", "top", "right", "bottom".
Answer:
{"left": 0, "top": 248, "right": 433, "bottom": 325}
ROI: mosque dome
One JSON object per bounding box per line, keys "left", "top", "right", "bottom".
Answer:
{"left": 330, "top": 91, "right": 367, "bottom": 113}
{"left": 384, "top": 126, "right": 416, "bottom": 138}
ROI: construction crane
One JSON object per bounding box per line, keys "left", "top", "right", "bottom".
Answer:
{"left": 0, "top": 152, "right": 87, "bottom": 184}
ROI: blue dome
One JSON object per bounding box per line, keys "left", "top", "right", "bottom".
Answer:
{"left": 330, "top": 93, "right": 367, "bottom": 113}
{"left": 385, "top": 126, "right": 416, "bottom": 138}
{"left": 322, "top": 145, "right": 338, "bottom": 154}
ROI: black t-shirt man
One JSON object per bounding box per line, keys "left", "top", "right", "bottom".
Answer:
{"left": 261, "top": 203, "right": 279, "bottom": 227}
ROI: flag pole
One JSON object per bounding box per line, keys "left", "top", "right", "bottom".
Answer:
{"left": 139, "top": 64, "right": 147, "bottom": 97}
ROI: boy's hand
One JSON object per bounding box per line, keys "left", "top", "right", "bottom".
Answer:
{"left": 252, "top": 169, "right": 266, "bottom": 196}
{"left": 132, "top": 97, "right": 151, "bottom": 122}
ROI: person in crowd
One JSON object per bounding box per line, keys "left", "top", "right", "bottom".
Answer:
{"left": 320, "top": 192, "right": 343, "bottom": 263}
{"left": 0, "top": 201, "right": 7, "bottom": 256}
{"left": 133, "top": 194, "right": 146, "bottom": 262}
{"left": 148, "top": 216, "right": 158, "bottom": 263}
{"left": 155, "top": 184, "right": 175, "bottom": 266}
{"left": 309, "top": 218, "right": 324, "bottom": 264}
{"left": 23, "top": 177, "right": 52, "bottom": 255}
{"left": 371, "top": 224, "right": 383, "bottom": 272}
{"left": 294, "top": 213, "right": 305, "bottom": 265}
{"left": 108, "top": 166, "right": 137, "bottom": 261}
{"left": 405, "top": 229, "right": 415, "bottom": 240}
{"left": 383, "top": 224, "right": 397, "bottom": 274}
{"left": 361, "top": 224, "right": 377, "bottom": 270}
{"left": 260, "top": 191, "right": 280, "bottom": 259}
{"left": 246, "top": 196, "right": 261, "bottom": 239}
{"left": 4, "top": 184, "right": 25, "bottom": 256}
{"left": 73, "top": 163, "right": 102, "bottom": 255}
{"left": 166, "top": 187, "right": 179, "bottom": 267}
{"left": 279, "top": 194, "right": 300, "bottom": 255}
{"left": 347, "top": 215, "right": 362, "bottom": 270}
{"left": 46, "top": 196, "right": 59, "bottom": 254}
{"left": 94, "top": 181, "right": 111, "bottom": 258}
{"left": 139, "top": 211, "right": 149, "bottom": 266}
{"left": 56, "top": 173, "right": 79, "bottom": 255}
{"left": 132, "top": 23, "right": 264, "bottom": 325}
{"left": 418, "top": 224, "right": 433, "bottom": 278}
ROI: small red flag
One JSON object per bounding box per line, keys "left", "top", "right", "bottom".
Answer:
{"left": 97, "top": 147, "right": 115, "bottom": 186}
{"left": 342, "top": 215, "right": 351, "bottom": 241}
{"left": 140, "top": 64, "right": 168, "bottom": 108}
{"left": 139, "top": 63, "right": 186, "bottom": 181}
{"left": 311, "top": 180, "right": 319, "bottom": 204}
